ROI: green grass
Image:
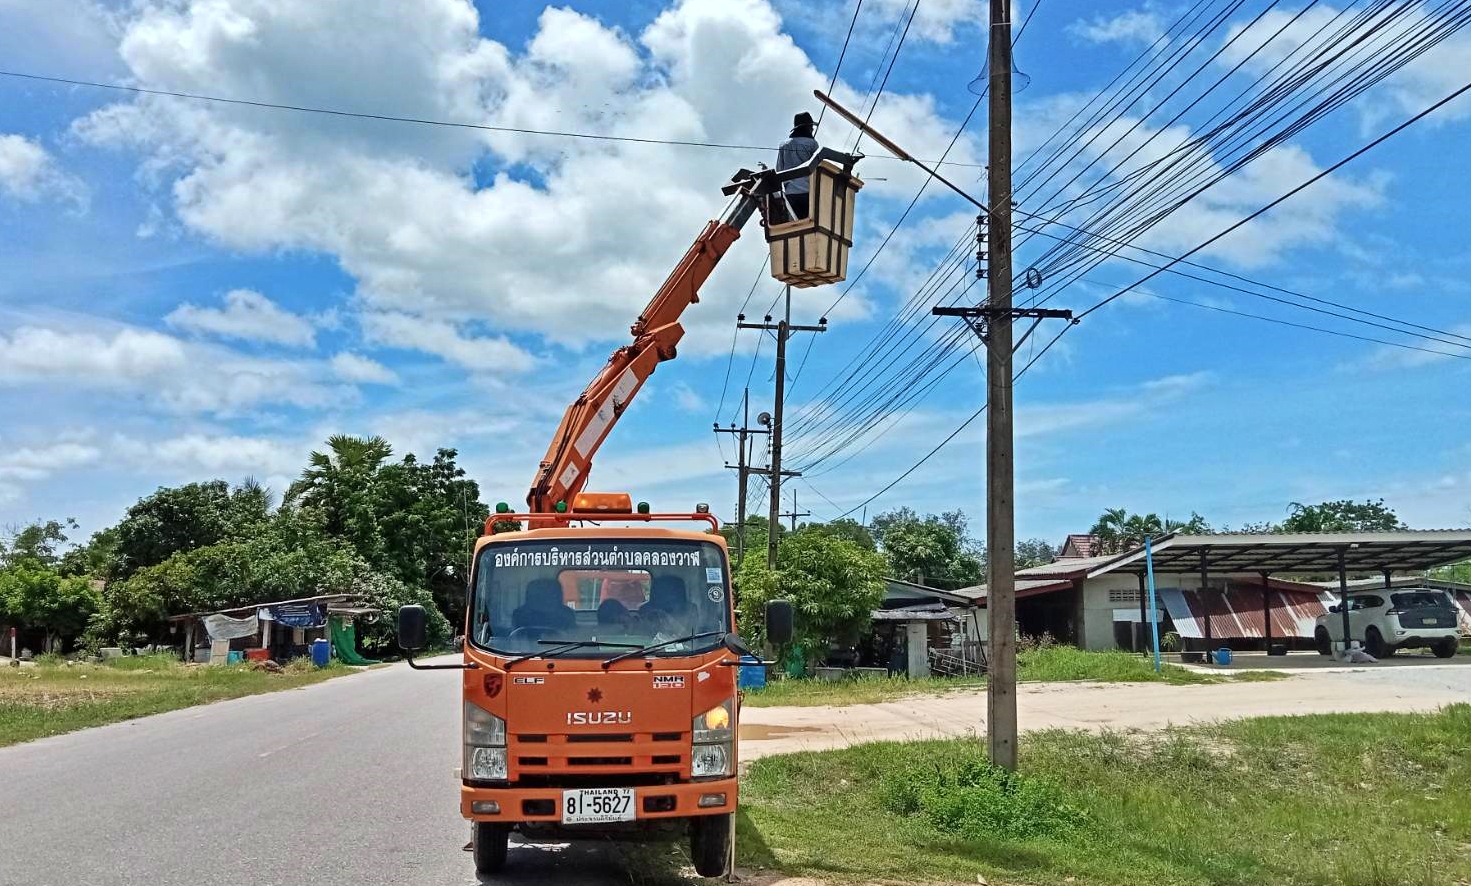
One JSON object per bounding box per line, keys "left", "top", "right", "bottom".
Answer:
{"left": 0, "top": 653, "right": 357, "bottom": 747}
{"left": 741, "top": 647, "right": 1248, "bottom": 707}
{"left": 738, "top": 704, "right": 1471, "bottom": 886}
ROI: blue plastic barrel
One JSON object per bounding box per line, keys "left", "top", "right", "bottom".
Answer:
{"left": 311, "top": 638, "right": 331, "bottom": 668}
{"left": 738, "top": 655, "right": 766, "bottom": 690}
{"left": 1214, "top": 647, "right": 1233, "bottom": 666}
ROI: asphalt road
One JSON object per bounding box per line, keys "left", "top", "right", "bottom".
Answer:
{"left": 0, "top": 661, "right": 701, "bottom": 886}
{"left": 4, "top": 659, "right": 1466, "bottom": 885}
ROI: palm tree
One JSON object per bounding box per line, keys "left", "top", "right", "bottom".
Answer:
{"left": 285, "top": 434, "right": 393, "bottom": 509}
{"left": 1090, "top": 508, "right": 1129, "bottom": 554}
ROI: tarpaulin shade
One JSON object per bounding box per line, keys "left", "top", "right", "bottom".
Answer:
{"left": 1156, "top": 587, "right": 1334, "bottom": 639}
{"left": 203, "top": 613, "right": 258, "bottom": 641}
{"left": 258, "top": 602, "right": 326, "bottom": 628}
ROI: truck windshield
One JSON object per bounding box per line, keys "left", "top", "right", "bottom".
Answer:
{"left": 469, "top": 538, "right": 731, "bottom": 657}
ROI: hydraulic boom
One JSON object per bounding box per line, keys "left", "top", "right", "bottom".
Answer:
{"left": 527, "top": 150, "right": 860, "bottom": 515}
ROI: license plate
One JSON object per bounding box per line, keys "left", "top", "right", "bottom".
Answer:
{"left": 1423, "top": 617, "right": 1437, "bottom": 626}
{"left": 561, "top": 788, "right": 635, "bottom": 824}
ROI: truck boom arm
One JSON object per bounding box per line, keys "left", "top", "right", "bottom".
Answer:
{"left": 527, "top": 151, "right": 860, "bottom": 514}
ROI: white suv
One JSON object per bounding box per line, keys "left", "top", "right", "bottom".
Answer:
{"left": 1315, "top": 589, "right": 1462, "bottom": 659}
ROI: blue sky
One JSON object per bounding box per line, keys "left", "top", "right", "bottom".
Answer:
{"left": 1, "top": 0, "right": 1469, "bottom": 550}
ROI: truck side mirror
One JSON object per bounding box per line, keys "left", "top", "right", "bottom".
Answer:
{"left": 398, "top": 605, "right": 428, "bottom": 652}
{"left": 765, "top": 600, "right": 794, "bottom": 645}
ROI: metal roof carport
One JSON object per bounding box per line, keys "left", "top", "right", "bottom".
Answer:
{"left": 1094, "top": 531, "right": 1471, "bottom": 654}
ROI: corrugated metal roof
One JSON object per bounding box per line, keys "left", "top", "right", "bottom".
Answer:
{"left": 1091, "top": 531, "right": 1471, "bottom": 578}
{"left": 1155, "top": 586, "right": 1335, "bottom": 639}
{"left": 952, "top": 578, "right": 1074, "bottom": 603}
{"left": 1017, "top": 554, "right": 1117, "bottom": 579}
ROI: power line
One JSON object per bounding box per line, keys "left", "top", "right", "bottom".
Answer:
{"left": 1075, "top": 72, "right": 1471, "bottom": 322}
{"left": 0, "top": 68, "right": 989, "bottom": 169}
{"left": 854, "top": 0, "right": 921, "bottom": 155}
{"left": 817, "top": 0, "right": 866, "bottom": 128}
{"left": 834, "top": 322, "right": 1071, "bottom": 519}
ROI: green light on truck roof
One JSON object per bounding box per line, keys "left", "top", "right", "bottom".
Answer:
{"left": 495, "top": 502, "right": 510, "bottom": 514}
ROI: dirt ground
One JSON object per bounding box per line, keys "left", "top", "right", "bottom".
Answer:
{"left": 737, "top": 661, "right": 1471, "bottom": 759}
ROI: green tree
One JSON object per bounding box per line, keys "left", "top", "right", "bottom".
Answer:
{"left": 0, "top": 563, "right": 99, "bottom": 651}
{"left": 720, "top": 515, "right": 784, "bottom": 566}
{"left": 1089, "top": 509, "right": 1211, "bottom": 554}
{"left": 58, "top": 527, "right": 120, "bottom": 579}
{"left": 287, "top": 437, "right": 486, "bottom": 624}
{"left": 871, "top": 508, "right": 983, "bottom": 588}
{"left": 735, "top": 528, "right": 887, "bottom": 667}
{"left": 1015, "top": 538, "right": 1057, "bottom": 569}
{"left": 112, "top": 480, "right": 268, "bottom": 578}
{"left": 1, "top": 518, "right": 78, "bottom": 569}
{"left": 799, "top": 518, "right": 876, "bottom": 550}
{"left": 1281, "top": 499, "right": 1404, "bottom": 532}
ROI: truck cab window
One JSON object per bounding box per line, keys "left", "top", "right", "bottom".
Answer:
{"left": 471, "top": 539, "right": 730, "bottom": 656}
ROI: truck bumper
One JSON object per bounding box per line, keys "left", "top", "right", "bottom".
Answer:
{"left": 461, "top": 777, "right": 738, "bottom": 823}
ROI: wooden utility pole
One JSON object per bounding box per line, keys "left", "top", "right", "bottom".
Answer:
{"left": 985, "top": 0, "right": 1018, "bottom": 771}
{"left": 739, "top": 285, "right": 824, "bottom": 569}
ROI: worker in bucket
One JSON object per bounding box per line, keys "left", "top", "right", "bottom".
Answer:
{"left": 776, "top": 111, "right": 819, "bottom": 220}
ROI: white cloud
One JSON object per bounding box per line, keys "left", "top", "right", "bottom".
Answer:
{"left": 1364, "top": 323, "right": 1471, "bottom": 370}
{"left": 1219, "top": 4, "right": 1471, "bottom": 130}
{"left": 0, "top": 442, "right": 102, "bottom": 482}
{"left": 165, "top": 288, "right": 317, "bottom": 347}
{"left": 863, "top": 0, "right": 984, "bottom": 45}
{"left": 1069, "top": 9, "right": 1165, "bottom": 45}
{"left": 73, "top": 0, "right": 982, "bottom": 363}
{"left": 0, "top": 134, "right": 87, "bottom": 207}
{"left": 330, "top": 352, "right": 399, "bottom": 384}
{"left": 112, "top": 432, "right": 303, "bottom": 477}
{"left": 1047, "top": 114, "right": 1384, "bottom": 268}
{"left": 0, "top": 322, "right": 349, "bottom": 415}
{"left": 0, "top": 325, "right": 188, "bottom": 381}
{"left": 669, "top": 381, "right": 707, "bottom": 412}
{"left": 360, "top": 311, "right": 535, "bottom": 372}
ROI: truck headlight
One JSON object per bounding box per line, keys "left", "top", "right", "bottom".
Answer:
{"left": 464, "top": 701, "right": 507, "bottom": 781}
{"left": 691, "top": 742, "right": 732, "bottom": 778}
{"left": 467, "top": 746, "right": 509, "bottom": 781}
{"left": 692, "top": 699, "right": 735, "bottom": 778}
{"left": 693, "top": 699, "right": 734, "bottom": 744}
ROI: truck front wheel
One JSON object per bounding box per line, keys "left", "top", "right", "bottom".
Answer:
{"left": 472, "top": 821, "right": 510, "bottom": 875}
{"left": 690, "top": 812, "right": 732, "bottom": 878}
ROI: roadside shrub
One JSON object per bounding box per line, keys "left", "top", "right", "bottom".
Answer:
{"left": 32, "top": 652, "right": 66, "bottom": 667}
{"left": 879, "top": 752, "right": 1088, "bottom": 841}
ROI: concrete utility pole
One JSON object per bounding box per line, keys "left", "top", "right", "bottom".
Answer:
{"left": 780, "top": 488, "right": 810, "bottom": 532}
{"left": 984, "top": 0, "right": 1018, "bottom": 771}
{"left": 715, "top": 389, "right": 769, "bottom": 567}
{"left": 739, "top": 285, "right": 825, "bottom": 569}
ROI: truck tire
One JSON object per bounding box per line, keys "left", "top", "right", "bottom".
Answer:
{"left": 1364, "top": 628, "right": 1387, "bottom": 660}
{"left": 472, "top": 821, "right": 510, "bottom": 875}
{"left": 1432, "top": 637, "right": 1459, "bottom": 659}
{"left": 1315, "top": 628, "right": 1332, "bottom": 656}
{"left": 690, "top": 813, "right": 732, "bottom": 878}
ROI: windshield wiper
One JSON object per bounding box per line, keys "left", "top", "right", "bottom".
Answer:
{"left": 504, "top": 638, "right": 643, "bottom": 669}
{"left": 601, "top": 631, "right": 726, "bottom": 669}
